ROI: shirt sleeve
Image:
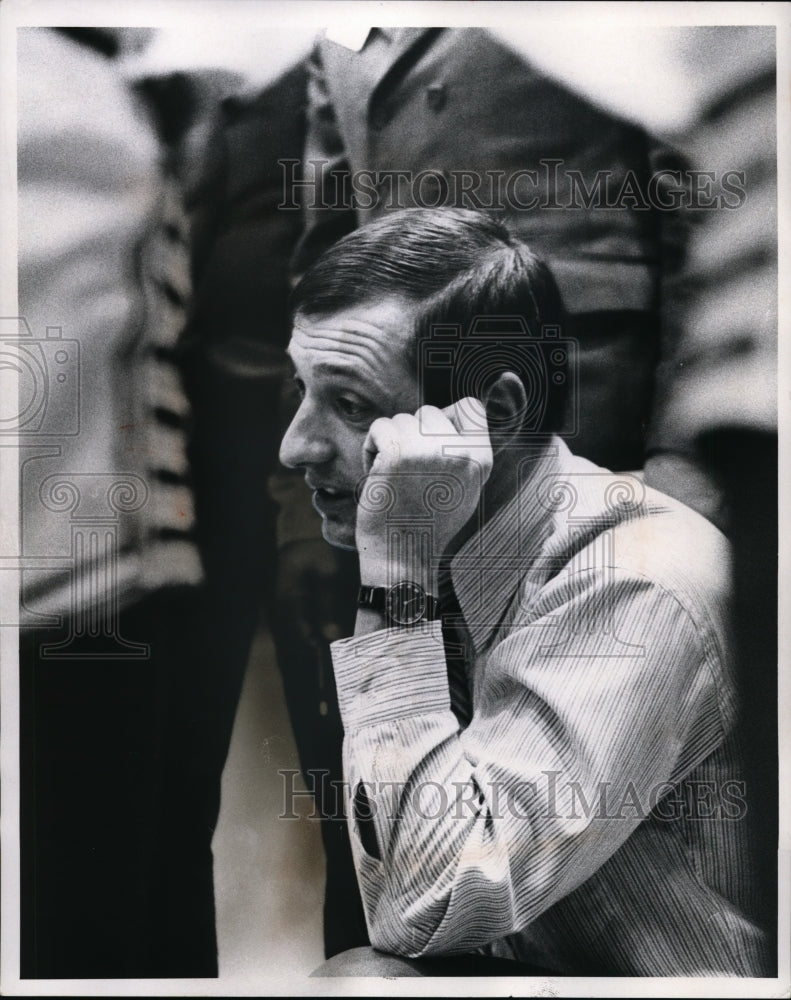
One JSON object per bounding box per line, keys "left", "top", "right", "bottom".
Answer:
{"left": 329, "top": 566, "right": 727, "bottom": 957}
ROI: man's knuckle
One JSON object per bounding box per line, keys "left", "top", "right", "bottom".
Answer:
{"left": 370, "top": 416, "right": 390, "bottom": 434}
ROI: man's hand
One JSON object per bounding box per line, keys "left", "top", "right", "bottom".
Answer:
{"left": 356, "top": 398, "right": 493, "bottom": 591}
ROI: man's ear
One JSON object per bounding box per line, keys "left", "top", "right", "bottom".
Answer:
{"left": 483, "top": 371, "right": 527, "bottom": 451}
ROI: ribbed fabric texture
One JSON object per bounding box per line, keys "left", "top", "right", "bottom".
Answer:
{"left": 16, "top": 28, "right": 203, "bottom": 626}
{"left": 330, "top": 439, "right": 770, "bottom": 975}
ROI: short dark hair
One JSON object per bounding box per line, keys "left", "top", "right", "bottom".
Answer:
{"left": 291, "top": 208, "right": 567, "bottom": 432}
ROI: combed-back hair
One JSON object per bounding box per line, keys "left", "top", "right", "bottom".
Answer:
{"left": 290, "top": 208, "right": 567, "bottom": 432}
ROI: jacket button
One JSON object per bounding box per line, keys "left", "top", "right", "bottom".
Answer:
{"left": 426, "top": 83, "right": 446, "bottom": 112}
{"left": 369, "top": 105, "right": 392, "bottom": 130}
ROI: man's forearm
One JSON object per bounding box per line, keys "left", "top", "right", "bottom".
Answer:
{"left": 330, "top": 566, "right": 724, "bottom": 957}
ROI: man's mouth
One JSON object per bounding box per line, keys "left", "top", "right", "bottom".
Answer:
{"left": 308, "top": 483, "right": 353, "bottom": 511}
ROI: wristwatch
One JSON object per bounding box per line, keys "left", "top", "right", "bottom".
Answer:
{"left": 357, "top": 581, "right": 441, "bottom": 626}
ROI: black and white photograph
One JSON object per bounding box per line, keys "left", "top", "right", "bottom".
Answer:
{"left": 0, "top": 1, "right": 787, "bottom": 995}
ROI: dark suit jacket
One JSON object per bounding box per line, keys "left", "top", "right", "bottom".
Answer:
{"left": 292, "top": 27, "right": 718, "bottom": 513}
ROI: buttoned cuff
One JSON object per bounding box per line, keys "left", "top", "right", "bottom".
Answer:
{"left": 330, "top": 622, "right": 450, "bottom": 730}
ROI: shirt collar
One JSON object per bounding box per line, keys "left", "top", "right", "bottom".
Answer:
{"left": 324, "top": 26, "right": 396, "bottom": 51}
{"left": 449, "top": 437, "right": 652, "bottom": 654}
{"left": 324, "top": 25, "right": 376, "bottom": 51}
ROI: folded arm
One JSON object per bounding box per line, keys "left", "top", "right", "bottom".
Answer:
{"left": 331, "top": 566, "right": 724, "bottom": 956}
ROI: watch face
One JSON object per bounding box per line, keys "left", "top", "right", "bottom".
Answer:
{"left": 386, "top": 581, "right": 426, "bottom": 626}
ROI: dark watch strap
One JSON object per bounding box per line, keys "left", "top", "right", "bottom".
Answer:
{"left": 357, "top": 584, "right": 386, "bottom": 613}
{"left": 357, "top": 583, "right": 441, "bottom": 623}
{"left": 422, "top": 593, "right": 441, "bottom": 620}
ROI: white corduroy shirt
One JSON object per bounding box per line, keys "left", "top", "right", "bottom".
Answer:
{"left": 330, "top": 438, "right": 769, "bottom": 976}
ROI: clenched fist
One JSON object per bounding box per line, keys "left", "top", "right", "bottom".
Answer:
{"left": 356, "top": 398, "right": 493, "bottom": 591}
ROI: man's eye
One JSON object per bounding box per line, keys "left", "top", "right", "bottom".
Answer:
{"left": 336, "top": 396, "right": 371, "bottom": 419}
{"left": 293, "top": 377, "right": 306, "bottom": 400}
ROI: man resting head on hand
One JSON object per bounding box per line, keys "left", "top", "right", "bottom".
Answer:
{"left": 280, "top": 208, "right": 770, "bottom": 978}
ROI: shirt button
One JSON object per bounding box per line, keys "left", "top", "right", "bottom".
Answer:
{"left": 426, "top": 83, "right": 446, "bottom": 112}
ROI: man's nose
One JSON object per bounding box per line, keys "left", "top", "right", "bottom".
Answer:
{"left": 279, "top": 402, "right": 333, "bottom": 469}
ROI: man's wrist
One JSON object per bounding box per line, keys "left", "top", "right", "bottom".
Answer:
{"left": 358, "top": 542, "right": 439, "bottom": 591}
{"left": 358, "top": 561, "right": 439, "bottom": 597}
{"left": 354, "top": 570, "right": 442, "bottom": 637}
{"left": 359, "top": 582, "right": 441, "bottom": 620}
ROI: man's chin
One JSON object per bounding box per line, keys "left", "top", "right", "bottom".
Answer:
{"left": 320, "top": 517, "right": 357, "bottom": 552}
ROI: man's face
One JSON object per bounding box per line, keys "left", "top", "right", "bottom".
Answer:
{"left": 279, "top": 297, "right": 420, "bottom": 549}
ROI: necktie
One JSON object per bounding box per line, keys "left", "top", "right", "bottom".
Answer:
{"left": 437, "top": 560, "right": 473, "bottom": 727}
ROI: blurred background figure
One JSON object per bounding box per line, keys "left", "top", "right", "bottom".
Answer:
{"left": 180, "top": 56, "right": 369, "bottom": 959}
{"left": 178, "top": 57, "right": 369, "bottom": 961}
{"left": 491, "top": 22, "right": 779, "bottom": 961}
{"left": 679, "top": 27, "right": 779, "bottom": 958}
{"left": 292, "top": 27, "right": 694, "bottom": 486}
{"left": 634, "top": 26, "right": 778, "bottom": 955}
{"left": 15, "top": 26, "right": 254, "bottom": 977}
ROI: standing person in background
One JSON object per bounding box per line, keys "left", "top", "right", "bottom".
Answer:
{"left": 636, "top": 26, "right": 779, "bottom": 959}
{"left": 290, "top": 26, "right": 701, "bottom": 503}
{"left": 486, "top": 22, "right": 779, "bottom": 965}
{"left": 16, "top": 27, "right": 240, "bottom": 978}
{"left": 180, "top": 58, "right": 370, "bottom": 960}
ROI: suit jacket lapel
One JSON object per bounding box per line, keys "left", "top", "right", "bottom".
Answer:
{"left": 369, "top": 28, "right": 443, "bottom": 105}
{"left": 319, "top": 27, "right": 443, "bottom": 173}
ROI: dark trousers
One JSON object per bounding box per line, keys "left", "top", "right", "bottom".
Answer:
{"left": 187, "top": 357, "right": 370, "bottom": 960}
{"left": 19, "top": 584, "right": 244, "bottom": 979}
{"left": 269, "top": 544, "right": 369, "bottom": 957}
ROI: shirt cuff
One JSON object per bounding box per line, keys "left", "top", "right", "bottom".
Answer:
{"left": 330, "top": 622, "right": 451, "bottom": 730}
